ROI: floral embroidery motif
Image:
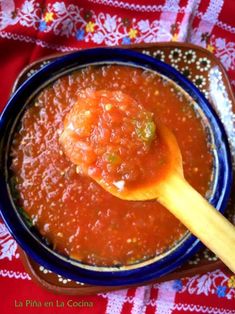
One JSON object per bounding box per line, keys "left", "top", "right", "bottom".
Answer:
{"left": 0, "top": 1, "right": 175, "bottom": 45}
{"left": 86, "top": 21, "right": 95, "bottom": 33}
{"left": 38, "top": 20, "right": 47, "bottom": 32}
{"left": 172, "top": 279, "right": 183, "bottom": 291}
{"left": 179, "top": 270, "right": 235, "bottom": 300}
{"left": 84, "top": 11, "right": 93, "bottom": 21}
{"left": 195, "top": 30, "right": 235, "bottom": 71}
{"left": 122, "top": 37, "right": 130, "bottom": 45}
{"left": 171, "top": 33, "right": 179, "bottom": 42}
{"left": 217, "top": 286, "right": 227, "bottom": 298}
{"left": 0, "top": 223, "right": 19, "bottom": 261}
{"left": 201, "top": 32, "right": 211, "bottom": 45}
{"left": 207, "top": 44, "right": 215, "bottom": 53}
{"left": 44, "top": 12, "right": 54, "bottom": 23}
{"left": 228, "top": 276, "right": 235, "bottom": 288}
{"left": 122, "top": 17, "right": 131, "bottom": 27}
{"left": 211, "top": 37, "right": 235, "bottom": 70}
{"left": 76, "top": 29, "right": 85, "bottom": 41}
{"left": 128, "top": 28, "right": 138, "bottom": 39}
{"left": 0, "top": 0, "right": 234, "bottom": 75}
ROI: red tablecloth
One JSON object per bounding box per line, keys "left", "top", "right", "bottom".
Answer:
{"left": 0, "top": 1, "right": 235, "bottom": 313}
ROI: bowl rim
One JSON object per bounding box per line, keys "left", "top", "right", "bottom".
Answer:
{"left": 0, "top": 47, "right": 232, "bottom": 286}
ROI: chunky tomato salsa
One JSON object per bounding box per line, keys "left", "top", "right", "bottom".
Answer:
{"left": 59, "top": 89, "right": 170, "bottom": 191}
{"left": 10, "top": 65, "right": 213, "bottom": 266}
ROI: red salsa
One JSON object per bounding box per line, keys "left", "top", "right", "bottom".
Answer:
{"left": 60, "top": 90, "right": 170, "bottom": 190}
{"left": 10, "top": 65, "right": 213, "bottom": 266}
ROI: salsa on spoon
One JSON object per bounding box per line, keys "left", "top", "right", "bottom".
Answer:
{"left": 60, "top": 90, "right": 235, "bottom": 273}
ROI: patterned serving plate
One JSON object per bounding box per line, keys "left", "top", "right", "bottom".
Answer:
{"left": 12, "top": 42, "right": 235, "bottom": 294}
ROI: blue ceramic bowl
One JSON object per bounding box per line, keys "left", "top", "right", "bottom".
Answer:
{"left": 0, "top": 48, "right": 232, "bottom": 286}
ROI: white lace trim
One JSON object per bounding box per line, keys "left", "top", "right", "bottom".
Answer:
{"left": 172, "top": 304, "right": 235, "bottom": 314}
{"left": 0, "top": 0, "right": 234, "bottom": 48}
{"left": 87, "top": 0, "right": 235, "bottom": 34}
{"left": 87, "top": 0, "right": 189, "bottom": 13}
{"left": 195, "top": 12, "right": 235, "bottom": 34}
{"left": 100, "top": 294, "right": 235, "bottom": 314}
{"left": 0, "top": 1, "right": 177, "bottom": 44}
{"left": 0, "top": 269, "right": 31, "bottom": 280}
{"left": 100, "top": 270, "right": 235, "bottom": 304}
{"left": 0, "top": 30, "right": 78, "bottom": 52}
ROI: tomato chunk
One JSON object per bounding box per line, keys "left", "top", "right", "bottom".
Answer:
{"left": 60, "top": 90, "right": 159, "bottom": 188}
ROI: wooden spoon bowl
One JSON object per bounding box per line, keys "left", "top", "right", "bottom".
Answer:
{"left": 93, "top": 123, "right": 235, "bottom": 273}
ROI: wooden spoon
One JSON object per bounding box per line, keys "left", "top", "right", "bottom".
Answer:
{"left": 92, "top": 123, "right": 235, "bottom": 273}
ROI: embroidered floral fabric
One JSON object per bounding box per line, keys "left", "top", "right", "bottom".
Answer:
{"left": 0, "top": 1, "right": 235, "bottom": 313}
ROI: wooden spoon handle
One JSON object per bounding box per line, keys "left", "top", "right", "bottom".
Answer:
{"left": 157, "top": 173, "right": 235, "bottom": 273}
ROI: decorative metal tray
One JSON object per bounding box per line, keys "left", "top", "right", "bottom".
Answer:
{"left": 13, "top": 43, "right": 235, "bottom": 294}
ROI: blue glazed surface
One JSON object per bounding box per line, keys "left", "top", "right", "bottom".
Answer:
{"left": 0, "top": 48, "right": 232, "bottom": 286}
